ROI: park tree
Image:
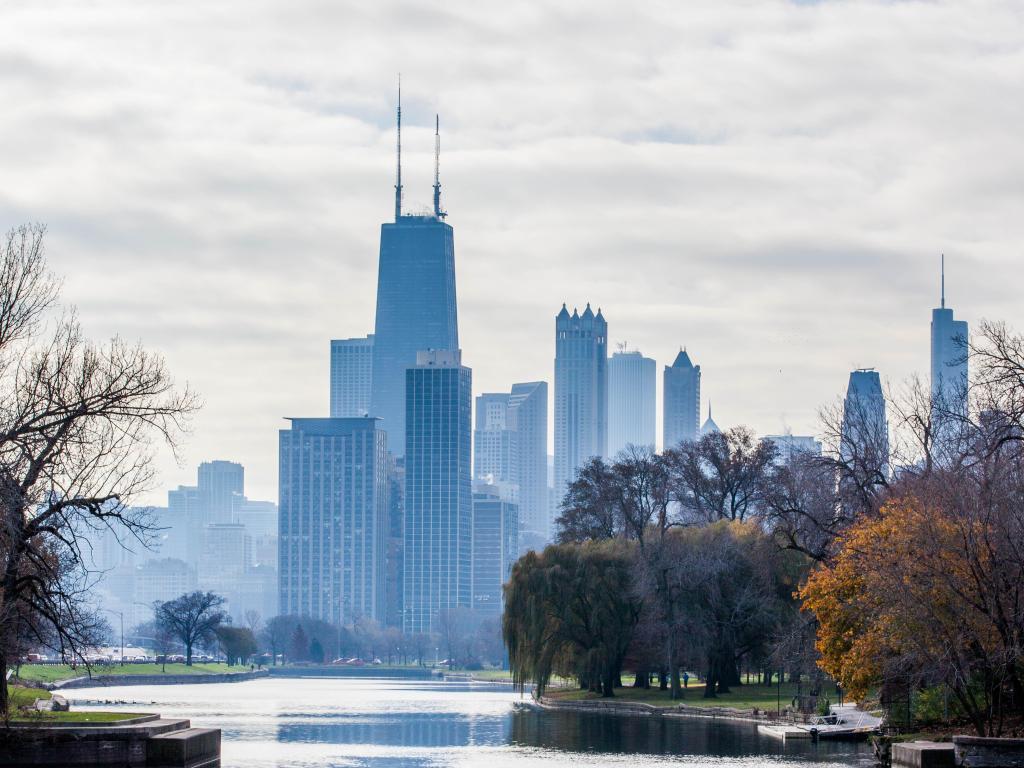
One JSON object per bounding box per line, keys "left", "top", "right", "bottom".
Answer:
{"left": 215, "top": 626, "right": 257, "bottom": 666}
{"left": 155, "top": 591, "right": 226, "bottom": 666}
{"left": 0, "top": 224, "right": 196, "bottom": 714}
{"left": 504, "top": 540, "right": 640, "bottom": 697}
{"left": 288, "top": 623, "right": 309, "bottom": 662}
{"left": 261, "top": 615, "right": 293, "bottom": 665}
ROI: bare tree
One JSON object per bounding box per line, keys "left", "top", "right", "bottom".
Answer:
{"left": 154, "top": 592, "right": 225, "bottom": 666}
{"left": 0, "top": 224, "right": 197, "bottom": 713}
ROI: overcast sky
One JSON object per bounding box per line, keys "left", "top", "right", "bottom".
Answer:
{"left": 2, "top": 0, "right": 1023, "bottom": 505}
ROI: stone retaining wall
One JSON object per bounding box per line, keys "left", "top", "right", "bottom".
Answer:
{"left": 954, "top": 736, "right": 1024, "bottom": 768}
{"left": 535, "top": 694, "right": 809, "bottom": 726}
{"left": 49, "top": 668, "right": 269, "bottom": 690}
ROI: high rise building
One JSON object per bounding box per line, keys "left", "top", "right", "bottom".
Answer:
{"left": 554, "top": 303, "right": 607, "bottom": 510}
{"left": 607, "top": 349, "right": 656, "bottom": 456}
{"left": 508, "top": 382, "right": 548, "bottom": 547}
{"left": 765, "top": 434, "right": 823, "bottom": 465}
{"left": 370, "top": 98, "right": 459, "bottom": 456}
{"left": 664, "top": 349, "right": 701, "bottom": 449}
{"left": 473, "top": 393, "right": 516, "bottom": 494}
{"left": 197, "top": 460, "right": 244, "bottom": 524}
{"left": 330, "top": 335, "right": 374, "bottom": 417}
{"left": 471, "top": 486, "right": 519, "bottom": 616}
{"left": 701, "top": 404, "right": 721, "bottom": 436}
{"left": 403, "top": 350, "right": 472, "bottom": 635}
{"left": 278, "top": 417, "right": 388, "bottom": 624}
{"left": 931, "top": 257, "right": 969, "bottom": 428}
{"left": 842, "top": 369, "right": 889, "bottom": 475}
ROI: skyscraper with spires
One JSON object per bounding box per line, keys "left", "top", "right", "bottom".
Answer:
{"left": 370, "top": 94, "right": 459, "bottom": 456}
{"left": 554, "top": 303, "right": 607, "bottom": 509}
{"left": 931, "top": 256, "right": 969, "bottom": 429}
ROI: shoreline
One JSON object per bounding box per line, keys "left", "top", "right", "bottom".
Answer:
{"left": 37, "top": 668, "right": 269, "bottom": 690}
{"left": 532, "top": 693, "right": 810, "bottom": 727}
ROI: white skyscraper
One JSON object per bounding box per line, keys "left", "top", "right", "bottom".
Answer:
{"left": 607, "top": 349, "right": 656, "bottom": 456}
{"left": 330, "top": 335, "right": 374, "bottom": 418}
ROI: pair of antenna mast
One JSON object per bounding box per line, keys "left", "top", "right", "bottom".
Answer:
{"left": 394, "top": 78, "right": 445, "bottom": 222}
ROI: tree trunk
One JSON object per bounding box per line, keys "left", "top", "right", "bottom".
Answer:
{"left": 186, "top": 642, "right": 193, "bottom": 666}
{"left": 603, "top": 668, "right": 616, "bottom": 698}
{"left": 704, "top": 659, "right": 718, "bottom": 699}
{"left": 0, "top": 651, "right": 8, "bottom": 716}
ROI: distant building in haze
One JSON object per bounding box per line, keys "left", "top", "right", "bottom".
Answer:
{"left": 370, "top": 98, "right": 459, "bottom": 455}
{"left": 664, "top": 349, "right": 701, "bottom": 449}
{"left": 765, "top": 434, "right": 823, "bottom": 465}
{"left": 554, "top": 303, "right": 607, "bottom": 511}
{"left": 931, "top": 258, "right": 969, "bottom": 443}
{"left": 473, "top": 393, "right": 516, "bottom": 496}
{"left": 842, "top": 369, "right": 889, "bottom": 475}
{"left": 197, "top": 460, "right": 244, "bottom": 524}
{"left": 330, "top": 335, "right": 374, "bottom": 417}
{"left": 278, "top": 417, "right": 388, "bottom": 625}
{"left": 403, "top": 350, "right": 472, "bottom": 635}
{"left": 471, "top": 486, "right": 519, "bottom": 617}
{"left": 701, "top": 404, "right": 721, "bottom": 436}
{"left": 608, "top": 349, "right": 656, "bottom": 456}
{"left": 508, "top": 382, "right": 548, "bottom": 547}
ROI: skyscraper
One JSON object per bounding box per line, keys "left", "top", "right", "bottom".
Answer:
{"left": 508, "top": 381, "right": 548, "bottom": 547}
{"left": 370, "top": 97, "right": 458, "bottom": 455}
{"left": 607, "top": 348, "right": 656, "bottom": 456}
{"left": 278, "top": 417, "right": 388, "bottom": 624}
{"left": 471, "top": 486, "right": 519, "bottom": 616}
{"left": 664, "top": 349, "right": 701, "bottom": 449}
{"left": 473, "top": 393, "right": 516, "bottom": 495}
{"left": 403, "top": 350, "right": 472, "bottom": 635}
{"left": 554, "top": 303, "right": 607, "bottom": 509}
{"left": 197, "top": 460, "right": 244, "bottom": 524}
{"left": 931, "top": 257, "right": 969, "bottom": 426}
{"left": 330, "top": 334, "right": 374, "bottom": 417}
{"left": 842, "top": 369, "right": 889, "bottom": 475}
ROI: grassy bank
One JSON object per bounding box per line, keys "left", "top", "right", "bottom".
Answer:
{"left": 15, "top": 662, "right": 236, "bottom": 684}
{"left": 548, "top": 681, "right": 813, "bottom": 711}
{"left": 6, "top": 683, "right": 146, "bottom": 724}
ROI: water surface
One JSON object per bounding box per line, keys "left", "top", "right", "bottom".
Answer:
{"left": 68, "top": 677, "right": 873, "bottom": 768}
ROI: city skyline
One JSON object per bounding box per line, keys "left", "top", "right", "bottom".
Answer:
{"left": 3, "top": 2, "right": 1019, "bottom": 505}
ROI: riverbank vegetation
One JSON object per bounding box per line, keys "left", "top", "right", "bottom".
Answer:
{"left": 506, "top": 321, "right": 1024, "bottom": 738}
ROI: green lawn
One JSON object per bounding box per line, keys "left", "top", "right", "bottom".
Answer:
{"left": 464, "top": 669, "right": 514, "bottom": 681}
{"left": 548, "top": 681, "right": 813, "bottom": 711}
{"left": 11, "top": 710, "right": 148, "bottom": 723}
{"left": 8, "top": 685, "right": 52, "bottom": 710}
{"left": 16, "top": 662, "right": 236, "bottom": 684}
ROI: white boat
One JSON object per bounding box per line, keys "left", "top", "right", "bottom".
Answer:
{"left": 759, "top": 704, "right": 882, "bottom": 741}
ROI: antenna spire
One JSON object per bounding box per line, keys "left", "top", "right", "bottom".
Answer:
{"left": 433, "top": 114, "right": 445, "bottom": 219}
{"left": 394, "top": 76, "right": 403, "bottom": 222}
{"left": 941, "top": 253, "right": 945, "bottom": 308}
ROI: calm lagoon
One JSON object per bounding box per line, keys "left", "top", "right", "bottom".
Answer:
{"left": 68, "top": 677, "right": 874, "bottom": 768}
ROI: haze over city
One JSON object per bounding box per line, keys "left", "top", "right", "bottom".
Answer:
{"left": 3, "top": 0, "right": 1022, "bottom": 506}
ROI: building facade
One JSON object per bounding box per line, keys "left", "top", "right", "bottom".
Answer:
{"left": 508, "top": 381, "right": 548, "bottom": 548}
{"left": 197, "top": 460, "right": 244, "bottom": 524}
{"left": 473, "top": 393, "right": 516, "bottom": 493}
{"left": 607, "top": 349, "right": 656, "bottom": 456}
{"left": 554, "top": 304, "right": 607, "bottom": 511}
{"left": 931, "top": 262, "right": 969, "bottom": 440}
{"left": 842, "top": 369, "right": 889, "bottom": 475}
{"left": 471, "top": 487, "right": 519, "bottom": 616}
{"left": 278, "top": 417, "right": 388, "bottom": 625}
{"left": 330, "top": 334, "right": 374, "bottom": 417}
{"left": 403, "top": 350, "right": 472, "bottom": 635}
{"left": 664, "top": 349, "right": 701, "bottom": 449}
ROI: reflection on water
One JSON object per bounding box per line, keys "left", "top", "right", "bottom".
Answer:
{"left": 68, "top": 677, "right": 874, "bottom": 768}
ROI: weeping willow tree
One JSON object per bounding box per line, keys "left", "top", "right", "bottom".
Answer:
{"left": 503, "top": 540, "right": 639, "bottom": 697}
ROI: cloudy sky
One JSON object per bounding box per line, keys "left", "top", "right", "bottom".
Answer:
{"left": 2, "top": 0, "right": 1023, "bottom": 505}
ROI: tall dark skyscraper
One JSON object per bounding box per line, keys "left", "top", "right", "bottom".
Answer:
{"left": 931, "top": 257, "right": 969, "bottom": 426}
{"left": 370, "top": 96, "right": 459, "bottom": 455}
{"left": 554, "top": 303, "right": 607, "bottom": 509}
{"left": 403, "top": 350, "right": 472, "bottom": 635}
{"left": 664, "top": 349, "right": 701, "bottom": 449}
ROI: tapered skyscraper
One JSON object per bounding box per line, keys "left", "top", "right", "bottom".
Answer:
{"left": 370, "top": 95, "right": 458, "bottom": 455}
{"left": 664, "top": 349, "right": 701, "bottom": 448}
{"left": 554, "top": 303, "right": 607, "bottom": 510}
{"left": 931, "top": 257, "right": 969, "bottom": 426}
{"left": 842, "top": 369, "right": 889, "bottom": 476}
